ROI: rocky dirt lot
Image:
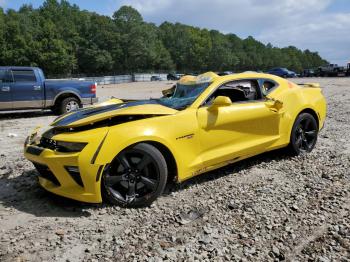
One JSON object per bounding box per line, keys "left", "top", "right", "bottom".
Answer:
{"left": 0, "top": 78, "right": 349, "bottom": 261}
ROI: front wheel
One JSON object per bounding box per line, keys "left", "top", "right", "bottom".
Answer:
{"left": 287, "top": 113, "right": 318, "bottom": 155}
{"left": 102, "top": 143, "right": 168, "bottom": 207}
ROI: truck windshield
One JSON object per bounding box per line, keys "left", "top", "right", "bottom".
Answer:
{"left": 156, "top": 82, "right": 211, "bottom": 110}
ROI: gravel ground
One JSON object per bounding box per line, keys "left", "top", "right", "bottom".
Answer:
{"left": 0, "top": 78, "right": 349, "bottom": 261}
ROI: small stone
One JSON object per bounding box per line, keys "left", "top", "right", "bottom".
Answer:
{"left": 228, "top": 202, "right": 240, "bottom": 210}
{"left": 291, "top": 204, "right": 299, "bottom": 211}
{"left": 272, "top": 245, "right": 280, "bottom": 256}
{"left": 239, "top": 233, "right": 248, "bottom": 239}
{"left": 318, "top": 256, "right": 330, "bottom": 262}
{"left": 55, "top": 230, "right": 65, "bottom": 236}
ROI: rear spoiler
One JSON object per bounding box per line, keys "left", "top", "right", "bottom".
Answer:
{"left": 298, "top": 83, "right": 320, "bottom": 88}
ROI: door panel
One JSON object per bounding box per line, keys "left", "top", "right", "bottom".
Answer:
{"left": 11, "top": 69, "right": 44, "bottom": 109}
{"left": 197, "top": 102, "right": 281, "bottom": 167}
{"left": 0, "top": 69, "right": 13, "bottom": 110}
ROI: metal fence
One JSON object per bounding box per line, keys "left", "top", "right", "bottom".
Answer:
{"left": 48, "top": 73, "right": 168, "bottom": 85}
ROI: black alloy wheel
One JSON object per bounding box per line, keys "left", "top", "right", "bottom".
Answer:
{"left": 102, "top": 143, "right": 168, "bottom": 207}
{"left": 289, "top": 113, "right": 318, "bottom": 155}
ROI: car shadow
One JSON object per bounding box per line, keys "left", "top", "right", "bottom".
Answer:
{"left": 0, "top": 110, "right": 55, "bottom": 120}
{"left": 0, "top": 149, "right": 291, "bottom": 217}
{"left": 164, "top": 148, "right": 292, "bottom": 194}
{"left": 0, "top": 168, "right": 100, "bottom": 218}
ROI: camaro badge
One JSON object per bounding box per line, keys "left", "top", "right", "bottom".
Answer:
{"left": 176, "top": 133, "right": 194, "bottom": 140}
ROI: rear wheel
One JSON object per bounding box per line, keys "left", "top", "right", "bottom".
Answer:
{"left": 288, "top": 113, "right": 318, "bottom": 155}
{"left": 53, "top": 97, "right": 81, "bottom": 115}
{"left": 102, "top": 143, "right": 168, "bottom": 207}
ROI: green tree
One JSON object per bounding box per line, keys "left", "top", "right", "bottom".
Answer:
{"left": 0, "top": 2, "right": 328, "bottom": 75}
{"left": 113, "top": 6, "right": 173, "bottom": 72}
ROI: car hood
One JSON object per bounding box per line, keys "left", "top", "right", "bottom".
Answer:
{"left": 51, "top": 100, "right": 178, "bottom": 128}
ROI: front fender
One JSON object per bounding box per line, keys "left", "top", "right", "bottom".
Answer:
{"left": 96, "top": 134, "right": 177, "bottom": 165}
{"left": 94, "top": 111, "right": 202, "bottom": 181}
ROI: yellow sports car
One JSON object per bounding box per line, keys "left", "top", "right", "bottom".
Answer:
{"left": 24, "top": 72, "right": 327, "bottom": 207}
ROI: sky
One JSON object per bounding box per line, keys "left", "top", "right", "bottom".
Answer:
{"left": 1, "top": 0, "right": 349, "bottom": 65}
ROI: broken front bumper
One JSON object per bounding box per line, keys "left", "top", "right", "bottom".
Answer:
{"left": 24, "top": 129, "right": 108, "bottom": 203}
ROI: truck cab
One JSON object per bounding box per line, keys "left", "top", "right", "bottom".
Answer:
{"left": 0, "top": 67, "right": 45, "bottom": 110}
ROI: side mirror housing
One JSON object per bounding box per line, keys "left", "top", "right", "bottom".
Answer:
{"left": 265, "top": 99, "right": 283, "bottom": 111}
{"left": 209, "top": 96, "right": 232, "bottom": 110}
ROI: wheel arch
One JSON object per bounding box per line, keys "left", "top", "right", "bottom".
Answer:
{"left": 296, "top": 108, "right": 319, "bottom": 129}
{"left": 53, "top": 91, "right": 82, "bottom": 107}
{"left": 286, "top": 107, "right": 320, "bottom": 144}
{"left": 107, "top": 140, "right": 179, "bottom": 184}
{"left": 143, "top": 141, "right": 178, "bottom": 184}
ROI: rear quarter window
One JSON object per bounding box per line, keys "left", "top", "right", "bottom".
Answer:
{"left": 12, "top": 70, "right": 37, "bottom": 82}
{"left": 261, "top": 80, "right": 277, "bottom": 96}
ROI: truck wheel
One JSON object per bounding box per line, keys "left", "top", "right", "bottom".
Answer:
{"left": 55, "top": 97, "right": 81, "bottom": 115}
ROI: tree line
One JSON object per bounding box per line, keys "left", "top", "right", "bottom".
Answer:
{"left": 0, "top": 0, "right": 328, "bottom": 77}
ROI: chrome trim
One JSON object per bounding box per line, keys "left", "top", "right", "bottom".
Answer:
{"left": 12, "top": 100, "right": 44, "bottom": 108}
{"left": 1, "top": 86, "right": 10, "bottom": 92}
{"left": 33, "top": 85, "right": 41, "bottom": 91}
{"left": 0, "top": 101, "right": 12, "bottom": 110}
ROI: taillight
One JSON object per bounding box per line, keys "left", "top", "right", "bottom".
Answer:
{"left": 90, "top": 83, "right": 97, "bottom": 93}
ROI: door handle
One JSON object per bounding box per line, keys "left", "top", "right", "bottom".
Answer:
{"left": 1, "top": 86, "right": 10, "bottom": 92}
{"left": 33, "top": 85, "right": 41, "bottom": 91}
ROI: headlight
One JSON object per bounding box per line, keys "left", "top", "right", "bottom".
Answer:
{"left": 55, "top": 141, "right": 87, "bottom": 153}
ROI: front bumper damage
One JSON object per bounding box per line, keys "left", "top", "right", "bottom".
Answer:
{"left": 24, "top": 127, "right": 108, "bottom": 203}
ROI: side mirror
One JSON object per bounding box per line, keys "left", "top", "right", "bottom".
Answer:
{"left": 209, "top": 96, "right": 232, "bottom": 110}
{"left": 265, "top": 99, "right": 283, "bottom": 111}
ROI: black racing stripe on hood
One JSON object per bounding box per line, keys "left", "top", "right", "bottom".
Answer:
{"left": 52, "top": 100, "right": 159, "bottom": 127}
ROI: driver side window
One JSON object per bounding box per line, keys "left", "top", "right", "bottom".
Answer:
{"left": 0, "top": 69, "right": 13, "bottom": 83}
{"left": 205, "top": 79, "right": 262, "bottom": 105}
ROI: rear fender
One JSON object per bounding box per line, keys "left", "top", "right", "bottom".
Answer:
{"left": 53, "top": 90, "right": 82, "bottom": 105}
{"left": 285, "top": 87, "right": 326, "bottom": 140}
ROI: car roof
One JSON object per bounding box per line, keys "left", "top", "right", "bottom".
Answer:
{"left": 179, "top": 71, "right": 283, "bottom": 86}
{"left": 217, "top": 72, "right": 283, "bottom": 82}
{"left": 0, "top": 66, "right": 40, "bottom": 70}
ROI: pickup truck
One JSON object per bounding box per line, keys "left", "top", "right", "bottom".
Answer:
{"left": 0, "top": 66, "right": 98, "bottom": 114}
{"left": 317, "top": 64, "right": 345, "bottom": 77}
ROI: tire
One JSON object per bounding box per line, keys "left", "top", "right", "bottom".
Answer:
{"left": 102, "top": 143, "right": 168, "bottom": 207}
{"left": 55, "top": 97, "right": 81, "bottom": 115}
{"left": 287, "top": 113, "right": 318, "bottom": 156}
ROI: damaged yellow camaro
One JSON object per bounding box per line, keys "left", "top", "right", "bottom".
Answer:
{"left": 24, "top": 72, "right": 327, "bottom": 207}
